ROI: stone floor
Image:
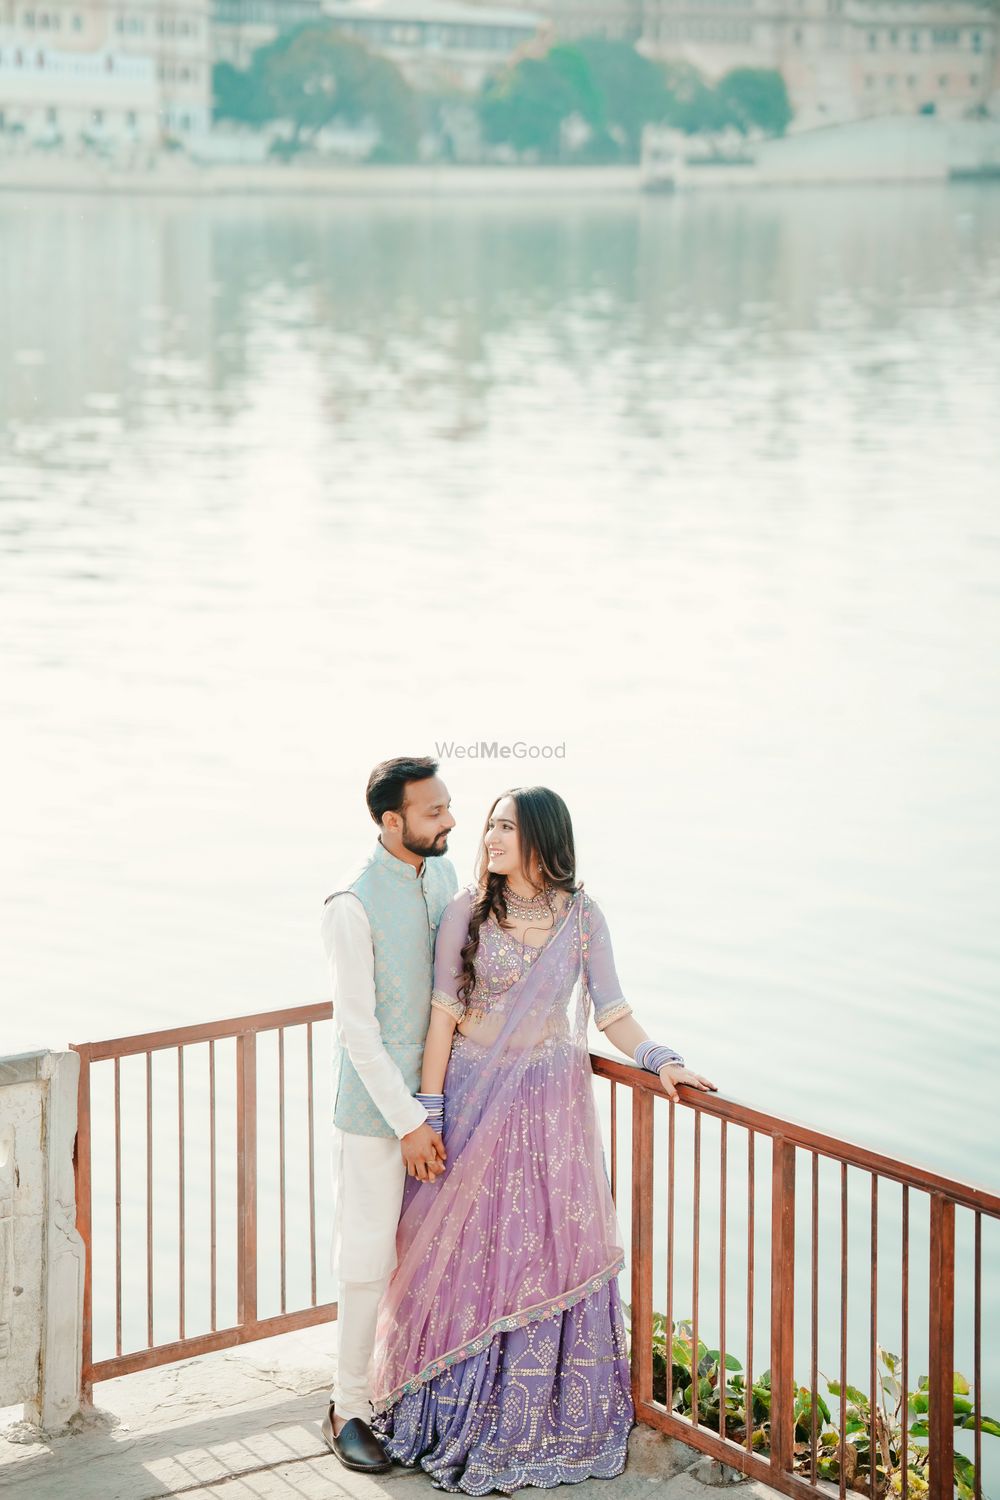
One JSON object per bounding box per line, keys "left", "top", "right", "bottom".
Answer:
{"left": 0, "top": 1325, "right": 783, "bottom": 1500}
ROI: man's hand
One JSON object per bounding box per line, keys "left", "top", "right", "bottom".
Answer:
{"left": 658, "top": 1064, "right": 717, "bottom": 1104}
{"left": 401, "top": 1121, "right": 447, "bottom": 1182}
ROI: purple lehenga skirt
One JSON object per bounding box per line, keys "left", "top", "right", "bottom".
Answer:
{"left": 372, "top": 1033, "right": 635, "bottom": 1493}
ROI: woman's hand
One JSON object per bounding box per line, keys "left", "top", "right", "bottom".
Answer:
{"left": 401, "top": 1122, "right": 447, "bottom": 1182}
{"left": 657, "top": 1064, "right": 717, "bottom": 1103}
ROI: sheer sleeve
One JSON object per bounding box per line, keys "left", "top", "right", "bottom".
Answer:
{"left": 585, "top": 895, "right": 634, "bottom": 1032}
{"left": 431, "top": 888, "right": 475, "bottom": 1022}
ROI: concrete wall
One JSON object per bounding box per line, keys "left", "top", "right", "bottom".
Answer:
{"left": 0, "top": 1052, "right": 84, "bottom": 1433}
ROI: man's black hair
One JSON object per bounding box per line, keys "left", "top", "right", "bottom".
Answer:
{"left": 365, "top": 756, "right": 439, "bottom": 826}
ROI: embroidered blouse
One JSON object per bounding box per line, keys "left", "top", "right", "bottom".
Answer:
{"left": 430, "top": 887, "right": 634, "bottom": 1033}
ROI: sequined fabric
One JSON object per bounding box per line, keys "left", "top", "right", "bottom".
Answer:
{"left": 376, "top": 1279, "right": 633, "bottom": 1493}
{"left": 370, "top": 888, "right": 635, "bottom": 1491}
{"left": 429, "top": 886, "right": 633, "bottom": 1034}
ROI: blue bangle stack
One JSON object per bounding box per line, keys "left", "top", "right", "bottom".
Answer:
{"left": 634, "top": 1041, "right": 685, "bottom": 1074}
{"left": 415, "top": 1091, "right": 445, "bottom": 1127}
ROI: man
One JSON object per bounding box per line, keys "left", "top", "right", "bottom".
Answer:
{"left": 319, "top": 756, "right": 457, "bottom": 1472}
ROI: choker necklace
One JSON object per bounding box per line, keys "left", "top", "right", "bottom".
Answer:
{"left": 502, "top": 882, "right": 552, "bottom": 920}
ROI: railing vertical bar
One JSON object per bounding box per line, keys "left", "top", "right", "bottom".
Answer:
{"left": 631, "top": 1088, "right": 655, "bottom": 1406}
{"left": 839, "top": 1162, "right": 848, "bottom": 1500}
{"left": 746, "top": 1128, "right": 755, "bottom": 1455}
{"left": 719, "top": 1120, "right": 728, "bottom": 1436}
{"left": 869, "top": 1174, "right": 879, "bottom": 1500}
{"left": 74, "top": 1047, "right": 94, "bottom": 1397}
{"left": 928, "top": 1195, "right": 956, "bottom": 1500}
{"left": 114, "top": 1056, "right": 122, "bottom": 1358}
{"left": 610, "top": 1082, "right": 618, "bottom": 1203}
{"left": 146, "top": 1050, "right": 153, "bottom": 1349}
{"left": 692, "top": 1110, "right": 701, "bottom": 1427}
{"left": 236, "top": 1029, "right": 258, "bottom": 1327}
{"left": 666, "top": 1098, "right": 676, "bottom": 1416}
{"left": 770, "top": 1137, "right": 796, "bottom": 1478}
{"left": 307, "top": 1022, "right": 317, "bottom": 1308}
{"left": 209, "top": 1038, "right": 217, "bottom": 1334}
{"left": 811, "top": 1151, "right": 819, "bottom": 1486}
{"left": 278, "top": 1028, "right": 287, "bottom": 1315}
{"left": 177, "top": 1045, "right": 185, "bottom": 1342}
{"left": 974, "top": 1211, "right": 982, "bottom": 1500}
{"left": 901, "top": 1185, "right": 909, "bottom": 1500}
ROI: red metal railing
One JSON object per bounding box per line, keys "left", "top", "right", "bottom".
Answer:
{"left": 72, "top": 1004, "right": 336, "bottom": 1390}
{"left": 591, "top": 1056, "right": 1000, "bottom": 1500}
{"left": 73, "top": 1006, "right": 998, "bottom": 1500}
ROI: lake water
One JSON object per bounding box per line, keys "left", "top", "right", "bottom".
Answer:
{"left": 2, "top": 183, "right": 999, "bottom": 1452}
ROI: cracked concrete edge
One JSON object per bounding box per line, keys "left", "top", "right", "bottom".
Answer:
{"left": 625, "top": 1425, "right": 705, "bottom": 1480}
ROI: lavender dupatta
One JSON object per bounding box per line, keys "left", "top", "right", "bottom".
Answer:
{"left": 370, "top": 889, "right": 625, "bottom": 1413}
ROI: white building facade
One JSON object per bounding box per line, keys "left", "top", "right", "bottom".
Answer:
{"left": 320, "top": 0, "right": 549, "bottom": 90}
{"left": 0, "top": 0, "right": 211, "bottom": 144}
{"left": 637, "top": 0, "right": 999, "bottom": 125}
{"left": 0, "top": 41, "right": 159, "bottom": 139}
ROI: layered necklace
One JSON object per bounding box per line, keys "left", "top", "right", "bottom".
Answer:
{"left": 502, "top": 882, "right": 553, "bottom": 923}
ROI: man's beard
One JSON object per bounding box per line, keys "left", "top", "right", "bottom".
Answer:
{"left": 401, "top": 822, "right": 449, "bottom": 859}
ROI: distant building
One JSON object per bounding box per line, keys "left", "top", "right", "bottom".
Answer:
{"left": 457, "top": 0, "right": 638, "bottom": 40}
{"left": 0, "top": 42, "right": 159, "bottom": 140}
{"left": 0, "top": 0, "right": 211, "bottom": 143}
{"left": 210, "top": 0, "right": 549, "bottom": 90}
{"left": 834, "top": 0, "right": 998, "bottom": 122}
{"left": 638, "top": 0, "right": 1000, "bottom": 125}
{"left": 212, "top": 0, "right": 325, "bottom": 69}
{"left": 320, "top": 0, "right": 550, "bottom": 89}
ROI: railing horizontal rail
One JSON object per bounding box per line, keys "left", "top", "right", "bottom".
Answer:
{"left": 85, "top": 1304, "right": 338, "bottom": 1384}
{"left": 73, "top": 1002, "right": 333, "bottom": 1062}
{"left": 591, "top": 1055, "right": 1000, "bottom": 1218}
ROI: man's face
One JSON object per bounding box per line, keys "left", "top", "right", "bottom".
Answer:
{"left": 398, "top": 776, "right": 455, "bottom": 859}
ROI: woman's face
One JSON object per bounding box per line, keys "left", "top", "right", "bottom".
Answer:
{"left": 484, "top": 796, "right": 521, "bottom": 880}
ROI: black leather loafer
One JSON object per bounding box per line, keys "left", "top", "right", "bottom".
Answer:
{"left": 320, "top": 1403, "right": 393, "bottom": 1473}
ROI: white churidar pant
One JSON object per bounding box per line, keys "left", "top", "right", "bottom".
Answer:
{"left": 329, "top": 1125, "right": 407, "bottom": 1424}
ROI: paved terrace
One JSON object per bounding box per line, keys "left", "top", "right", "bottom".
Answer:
{"left": 0, "top": 1323, "right": 782, "bottom": 1500}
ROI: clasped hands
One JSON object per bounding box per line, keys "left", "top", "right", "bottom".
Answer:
{"left": 401, "top": 1120, "right": 447, "bottom": 1182}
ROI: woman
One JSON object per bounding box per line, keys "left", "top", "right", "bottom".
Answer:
{"left": 370, "top": 786, "right": 716, "bottom": 1494}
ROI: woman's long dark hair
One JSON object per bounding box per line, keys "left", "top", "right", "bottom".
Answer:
{"left": 458, "top": 786, "right": 578, "bottom": 1002}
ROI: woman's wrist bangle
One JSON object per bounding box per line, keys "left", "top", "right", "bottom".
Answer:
{"left": 415, "top": 1091, "right": 445, "bottom": 1124}
{"left": 634, "top": 1042, "right": 685, "bottom": 1073}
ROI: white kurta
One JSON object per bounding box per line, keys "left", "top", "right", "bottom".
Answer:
{"left": 321, "top": 889, "right": 429, "bottom": 1422}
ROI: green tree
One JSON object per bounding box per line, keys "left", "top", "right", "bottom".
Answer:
{"left": 572, "top": 37, "right": 673, "bottom": 156}
{"left": 659, "top": 60, "right": 734, "bottom": 134}
{"left": 479, "top": 45, "right": 604, "bottom": 159}
{"left": 213, "top": 60, "right": 270, "bottom": 126}
{"left": 213, "top": 24, "right": 419, "bottom": 161}
{"left": 715, "top": 67, "right": 792, "bottom": 136}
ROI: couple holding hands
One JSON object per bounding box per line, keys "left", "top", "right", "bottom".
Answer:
{"left": 320, "top": 755, "right": 715, "bottom": 1495}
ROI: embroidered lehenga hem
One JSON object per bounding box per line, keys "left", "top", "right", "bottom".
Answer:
{"left": 374, "top": 1276, "right": 633, "bottom": 1494}
{"left": 371, "top": 1255, "right": 625, "bottom": 1414}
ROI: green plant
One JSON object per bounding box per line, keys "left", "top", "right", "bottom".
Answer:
{"left": 822, "top": 1353, "right": 1000, "bottom": 1499}
{"left": 624, "top": 1308, "right": 998, "bottom": 1498}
